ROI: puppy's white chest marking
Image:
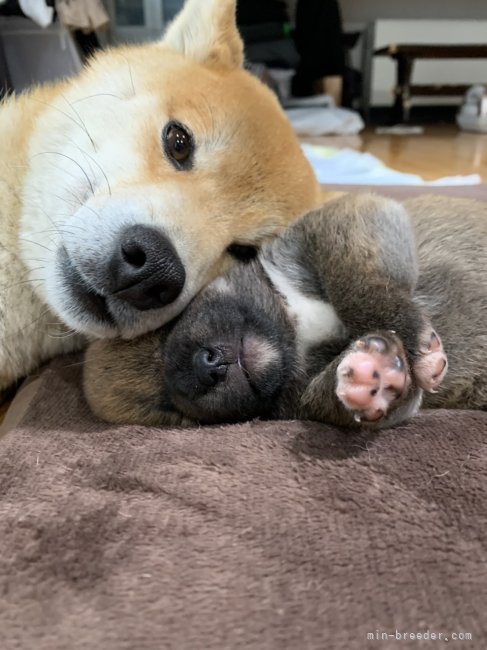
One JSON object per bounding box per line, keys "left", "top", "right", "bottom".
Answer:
{"left": 262, "top": 260, "right": 345, "bottom": 353}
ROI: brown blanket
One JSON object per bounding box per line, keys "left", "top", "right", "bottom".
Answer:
{"left": 1, "top": 356, "right": 486, "bottom": 649}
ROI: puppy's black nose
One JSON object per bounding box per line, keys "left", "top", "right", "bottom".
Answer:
{"left": 110, "top": 225, "right": 186, "bottom": 311}
{"left": 193, "top": 348, "right": 228, "bottom": 387}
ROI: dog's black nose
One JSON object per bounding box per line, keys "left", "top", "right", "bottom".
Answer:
{"left": 110, "top": 225, "right": 186, "bottom": 311}
{"left": 193, "top": 348, "right": 228, "bottom": 387}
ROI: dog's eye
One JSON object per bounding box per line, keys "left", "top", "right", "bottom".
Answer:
{"left": 163, "top": 122, "right": 194, "bottom": 170}
{"left": 227, "top": 244, "right": 258, "bottom": 263}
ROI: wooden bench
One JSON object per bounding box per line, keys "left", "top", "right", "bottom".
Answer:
{"left": 374, "top": 43, "right": 487, "bottom": 123}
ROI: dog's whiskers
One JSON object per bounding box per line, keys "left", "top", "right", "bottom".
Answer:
{"left": 61, "top": 94, "right": 97, "bottom": 152}
{"left": 31, "top": 227, "right": 75, "bottom": 239}
{"left": 3, "top": 277, "right": 45, "bottom": 290}
{"left": 81, "top": 203, "right": 104, "bottom": 221}
{"left": 0, "top": 268, "right": 45, "bottom": 292}
{"left": 121, "top": 55, "right": 136, "bottom": 98}
{"left": 72, "top": 92, "right": 124, "bottom": 104}
{"left": 13, "top": 306, "right": 53, "bottom": 337}
{"left": 47, "top": 327, "right": 78, "bottom": 340}
{"left": 237, "top": 356, "right": 252, "bottom": 381}
{"left": 33, "top": 152, "right": 94, "bottom": 195}
{"left": 77, "top": 148, "right": 112, "bottom": 197}
{"left": 51, "top": 191, "right": 83, "bottom": 209}
{"left": 32, "top": 98, "right": 96, "bottom": 152}
{"left": 17, "top": 237, "right": 54, "bottom": 253}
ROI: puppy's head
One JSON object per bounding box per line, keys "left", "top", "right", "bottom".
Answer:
{"left": 84, "top": 264, "right": 298, "bottom": 425}
{"left": 21, "top": 0, "right": 320, "bottom": 340}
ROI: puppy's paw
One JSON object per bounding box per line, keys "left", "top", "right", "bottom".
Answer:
{"left": 336, "top": 334, "right": 410, "bottom": 423}
{"left": 413, "top": 329, "right": 448, "bottom": 393}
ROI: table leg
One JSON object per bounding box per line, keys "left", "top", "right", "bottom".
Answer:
{"left": 393, "top": 54, "right": 414, "bottom": 123}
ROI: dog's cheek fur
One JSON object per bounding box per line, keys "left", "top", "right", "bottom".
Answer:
{"left": 83, "top": 334, "right": 187, "bottom": 427}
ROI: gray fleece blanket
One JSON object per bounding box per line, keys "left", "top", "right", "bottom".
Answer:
{"left": 0, "top": 356, "right": 486, "bottom": 649}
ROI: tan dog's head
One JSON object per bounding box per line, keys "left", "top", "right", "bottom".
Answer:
{"left": 20, "top": 0, "right": 320, "bottom": 339}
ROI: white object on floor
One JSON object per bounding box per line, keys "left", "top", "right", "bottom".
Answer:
{"left": 282, "top": 94, "right": 334, "bottom": 109}
{"left": 457, "top": 85, "right": 487, "bottom": 134}
{"left": 18, "top": 0, "right": 53, "bottom": 27}
{"left": 302, "top": 144, "right": 482, "bottom": 186}
{"left": 375, "top": 125, "right": 425, "bottom": 135}
{"left": 286, "top": 106, "right": 364, "bottom": 137}
{"left": 261, "top": 67, "right": 361, "bottom": 136}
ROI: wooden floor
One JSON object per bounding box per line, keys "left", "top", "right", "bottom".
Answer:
{"left": 0, "top": 126, "right": 485, "bottom": 427}
{"left": 307, "top": 125, "right": 487, "bottom": 181}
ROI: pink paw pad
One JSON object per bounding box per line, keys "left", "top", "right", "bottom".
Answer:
{"left": 336, "top": 336, "right": 410, "bottom": 423}
{"left": 413, "top": 330, "right": 448, "bottom": 393}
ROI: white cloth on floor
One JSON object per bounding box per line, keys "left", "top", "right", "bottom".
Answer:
{"left": 302, "top": 144, "right": 481, "bottom": 186}
{"left": 286, "top": 106, "right": 364, "bottom": 136}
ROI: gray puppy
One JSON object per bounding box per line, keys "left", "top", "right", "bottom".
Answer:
{"left": 84, "top": 193, "right": 486, "bottom": 429}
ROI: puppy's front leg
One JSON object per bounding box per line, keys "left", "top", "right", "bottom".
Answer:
{"left": 300, "top": 331, "right": 423, "bottom": 429}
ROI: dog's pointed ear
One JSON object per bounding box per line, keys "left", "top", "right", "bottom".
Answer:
{"left": 162, "top": 0, "right": 243, "bottom": 69}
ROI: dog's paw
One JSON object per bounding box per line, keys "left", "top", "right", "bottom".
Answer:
{"left": 336, "top": 334, "right": 410, "bottom": 423}
{"left": 413, "top": 329, "right": 448, "bottom": 393}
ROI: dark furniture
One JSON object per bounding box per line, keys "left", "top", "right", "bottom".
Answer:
{"left": 0, "top": 36, "right": 12, "bottom": 99}
{"left": 375, "top": 43, "right": 487, "bottom": 123}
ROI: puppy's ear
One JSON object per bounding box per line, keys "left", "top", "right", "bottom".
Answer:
{"left": 162, "top": 0, "right": 243, "bottom": 69}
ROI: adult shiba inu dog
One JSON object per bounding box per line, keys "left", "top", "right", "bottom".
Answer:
{"left": 84, "top": 193, "right": 487, "bottom": 429}
{"left": 0, "top": 0, "right": 321, "bottom": 397}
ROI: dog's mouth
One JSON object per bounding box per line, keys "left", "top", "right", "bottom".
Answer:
{"left": 205, "top": 338, "right": 261, "bottom": 392}
{"left": 228, "top": 338, "right": 269, "bottom": 397}
{"left": 52, "top": 233, "right": 190, "bottom": 338}
{"left": 59, "top": 247, "right": 114, "bottom": 327}
{"left": 236, "top": 342, "right": 252, "bottom": 384}
{"left": 198, "top": 336, "right": 279, "bottom": 395}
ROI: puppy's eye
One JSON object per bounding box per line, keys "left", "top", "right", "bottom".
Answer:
{"left": 227, "top": 243, "right": 258, "bottom": 263}
{"left": 163, "top": 121, "right": 194, "bottom": 170}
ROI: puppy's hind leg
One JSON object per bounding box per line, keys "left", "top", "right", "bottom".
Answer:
{"left": 308, "top": 193, "right": 448, "bottom": 397}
